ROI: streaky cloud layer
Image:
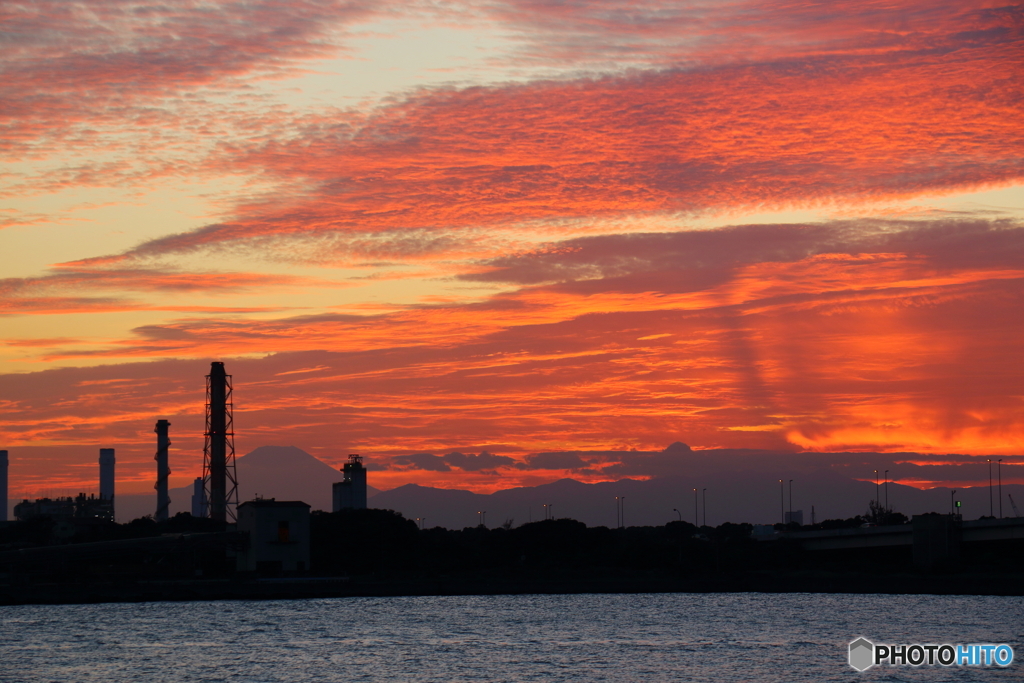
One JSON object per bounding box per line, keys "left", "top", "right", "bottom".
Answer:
{"left": 1, "top": 0, "right": 377, "bottom": 156}
{"left": 3, "top": 219, "right": 1022, "bottom": 497}
{"left": 91, "top": 31, "right": 1021, "bottom": 264}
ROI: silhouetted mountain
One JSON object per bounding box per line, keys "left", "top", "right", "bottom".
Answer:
{"left": 116, "top": 446, "right": 380, "bottom": 521}
{"left": 109, "top": 445, "right": 1022, "bottom": 526}
{"left": 370, "top": 468, "right": 1024, "bottom": 530}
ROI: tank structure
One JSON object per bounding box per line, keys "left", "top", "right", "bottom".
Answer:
{"left": 332, "top": 454, "right": 367, "bottom": 511}
{"left": 99, "top": 448, "right": 115, "bottom": 516}
{"left": 202, "top": 362, "right": 239, "bottom": 522}
{"left": 154, "top": 419, "right": 172, "bottom": 522}
{"left": 1, "top": 450, "right": 8, "bottom": 522}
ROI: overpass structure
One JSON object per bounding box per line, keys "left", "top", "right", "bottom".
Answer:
{"left": 771, "top": 515, "right": 1024, "bottom": 568}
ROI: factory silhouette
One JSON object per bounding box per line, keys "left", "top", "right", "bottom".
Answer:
{"left": 2, "top": 362, "right": 1023, "bottom": 605}
{"left": 1, "top": 361, "right": 368, "bottom": 578}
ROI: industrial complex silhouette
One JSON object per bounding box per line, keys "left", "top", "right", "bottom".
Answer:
{"left": 1, "top": 362, "right": 1022, "bottom": 604}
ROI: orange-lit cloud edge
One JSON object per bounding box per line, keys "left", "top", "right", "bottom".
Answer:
{"left": 4, "top": 217, "right": 1023, "bottom": 495}
{"left": 3, "top": 0, "right": 1023, "bottom": 497}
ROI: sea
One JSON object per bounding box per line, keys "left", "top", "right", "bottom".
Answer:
{"left": 1, "top": 593, "right": 1021, "bottom": 682}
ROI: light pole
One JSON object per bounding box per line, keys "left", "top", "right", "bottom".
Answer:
{"left": 779, "top": 479, "right": 784, "bottom": 525}
{"left": 416, "top": 517, "right": 425, "bottom": 530}
{"left": 884, "top": 470, "right": 889, "bottom": 514}
{"left": 477, "top": 510, "right": 486, "bottom": 527}
{"left": 693, "top": 488, "right": 698, "bottom": 526}
{"left": 951, "top": 489, "right": 956, "bottom": 516}
{"left": 615, "top": 496, "right": 620, "bottom": 528}
{"left": 988, "top": 459, "right": 993, "bottom": 517}
{"left": 874, "top": 470, "right": 879, "bottom": 510}
{"left": 543, "top": 504, "right": 549, "bottom": 520}
{"left": 788, "top": 479, "right": 793, "bottom": 523}
{"left": 673, "top": 508, "right": 681, "bottom": 521}
{"left": 702, "top": 488, "right": 707, "bottom": 528}
{"left": 998, "top": 459, "right": 1003, "bottom": 518}
{"left": 621, "top": 497, "right": 625, "bottom": 528}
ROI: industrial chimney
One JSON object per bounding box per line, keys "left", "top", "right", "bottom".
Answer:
{"left": 191, "top": 477, "right": 207, "bottom": 518}
{"left": 0, "top": 450, "right": 8, "bottom": 522}
{"left": 202, "top": 362, "right": 238, "bottom": 522}
{"left": 154, "top": 419, "right": 171, "bottom": 522}
{"left": 99, "top": 448, "right": 115, "bottom": 511}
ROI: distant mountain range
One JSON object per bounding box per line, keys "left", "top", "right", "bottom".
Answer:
{"left": 109, "top": 445, "right": 1023, "bottom": 528}
{"left": 371, "top": 474, "right": 1024, "bottom": 530}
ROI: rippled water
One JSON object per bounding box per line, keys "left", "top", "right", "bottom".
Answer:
{"left": 2, "top": 593, "right": 1021, "bottom": 682}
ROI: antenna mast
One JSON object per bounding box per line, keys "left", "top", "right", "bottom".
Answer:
{"left": 203, "top": 362, "right": 239, "bottom": 522}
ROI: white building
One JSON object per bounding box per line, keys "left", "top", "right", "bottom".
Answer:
{"left": 332, "top": 454, "right": 367, "bottom": 511}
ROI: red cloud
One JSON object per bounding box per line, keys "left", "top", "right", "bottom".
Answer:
{"left": 89, "top": 23, "right": 1023, "bottom": 264}
{"left": 6, "top": 220, "right": 1022, "bottom": 475}
{"left": 2, "top": 0, "right": 377, "bottom": 157}
{"left": 0, "top": 268, "right": 354, "bottom": 316}
{"left": 492, "top": 0, "right": 1020, "bottom": 67}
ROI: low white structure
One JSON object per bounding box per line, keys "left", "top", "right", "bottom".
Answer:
{"left": 236, "top": 499, "right": 311, "bottom": 574}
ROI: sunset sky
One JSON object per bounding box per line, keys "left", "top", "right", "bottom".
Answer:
{"left": 2, "top": 0, "right": 1022, "bottom": 499}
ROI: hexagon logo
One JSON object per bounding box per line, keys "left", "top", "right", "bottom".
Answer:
{"left": 849, "top": 637, "right": 875, "bottom": 671}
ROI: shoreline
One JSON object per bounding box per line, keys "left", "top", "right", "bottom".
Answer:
{"left": 4, "top": 571, "right": 1023, "bottom": 606}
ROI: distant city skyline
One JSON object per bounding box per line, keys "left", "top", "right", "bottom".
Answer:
{"left": 2, "top": 1, "right": 1022, "bottom": 497}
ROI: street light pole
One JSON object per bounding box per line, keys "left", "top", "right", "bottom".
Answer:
{"left": 998, "top": 459, "right": 1003, "bottom": 519}
{"left": 693, "top": 488, "right": 698, "bottom": 527}
{"left": 615, "top": 496, "right": 620, "bottom": 528}
{"left": 988, "top": 459, "right": 993, "bottom": 517}
{"left": 874, "top": 470, "right": 879, "bottom": 510}
{"left": 702, "top": 488, "right": 707, "bottom": 528}
{"left": 788, "top": 479, "right": 793, "bottom": 523}
{"left": 884, "top": 470, "right": 889, "bottom": 514}
{"left": 951, "top": 489, "right": 956, "bottom": 516}
{"left": 779, "top": 479, "right": 784, "bottom": 525}
{"left": 673, "top": 508, "right": 681, "bottom": 521}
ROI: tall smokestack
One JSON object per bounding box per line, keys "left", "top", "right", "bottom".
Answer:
{"left": 191, "top": 477, "right": 207, "bottom": 517}
{"left": 154, "top": 419, "right": 171, "bottom": 522}
{"left": 1, "top": 450, "right": 8, "bottom": 522}
{"left": 202, "top": 362, "right": 238, "bottom": 522}
{"left": 99, "top": 448, "right": 115, "bottom": 511}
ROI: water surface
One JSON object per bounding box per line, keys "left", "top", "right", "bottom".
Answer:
{"left": 2, "top": 593, "right": 1021, "bottom": 682}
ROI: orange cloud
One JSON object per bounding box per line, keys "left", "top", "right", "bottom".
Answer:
{"left": 0, "top": 268, "right": 353, "bottom": 316}
{"left": 493, "top": 0, "right": 1019, "bottom": 67}
{"left": 4, "top": 220, "right": 1022, "bottom": 486}
{"left": 92, "top": 26, "right": 1023, "bottom": 264}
